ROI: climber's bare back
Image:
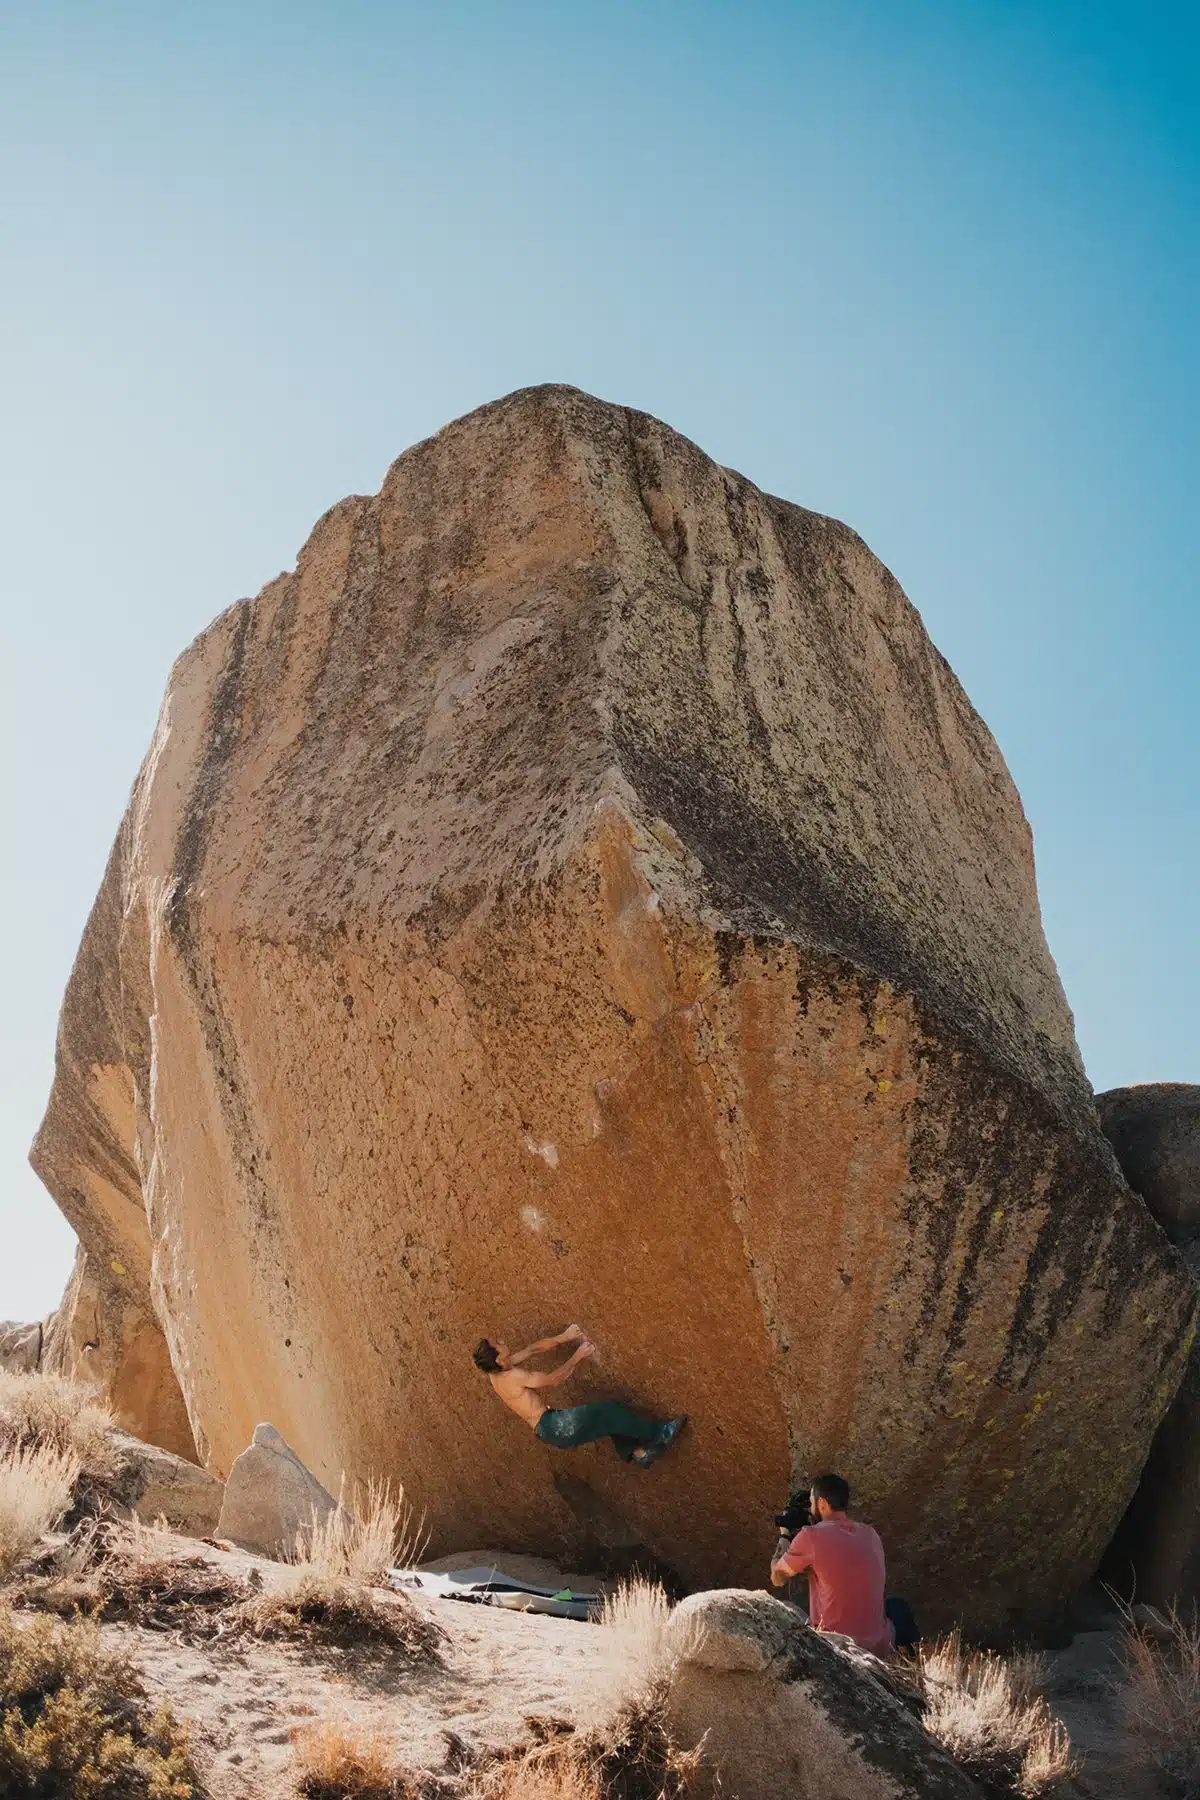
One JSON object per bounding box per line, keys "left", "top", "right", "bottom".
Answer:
{"left": 474, "top": 1325, "right": 597, "bottom": 1430}
{"left": 490, "top": 1365, "right": 552, "bottom": 1429}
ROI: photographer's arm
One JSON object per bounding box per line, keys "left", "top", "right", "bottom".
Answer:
{"left": 771, "top": 1531, "right": 812, "bottom": 1589}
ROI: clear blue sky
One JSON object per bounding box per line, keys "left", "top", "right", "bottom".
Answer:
{"left": 1, "top": 0, "right": 1196, "bottom": 1320}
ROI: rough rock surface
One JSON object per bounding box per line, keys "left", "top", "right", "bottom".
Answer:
{"left": 1102, "top": 1238, "right": 1200, "bottom": 1611}
{"left": 665, "top": 1589, "right": 980, "bottom": 1800}
{"left": 30, "top": 385, "right": 1195, "bottom": 1629}
{"left": 1097, "top": 1084, "right": 1200, "bottom": 1236}
{"left": 108, "top": 1430, "right": 225, "bottom": 1535}
{"left": 216, "top": 1422, "right": 337, "bottom": 1557}
{"left": 1099, "top": 1088, "right": 1200, "bottom": 1610}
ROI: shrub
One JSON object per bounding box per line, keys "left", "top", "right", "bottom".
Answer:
{"left": 241, "top": 1569, "right": 440, "bottom": 1659}
{"left": 0, "top": 1370, "right": 117, "bottom": 1511}
{"left": 292, "top": 1717, "right": 417, "bottom": 1799}
{"left": 0, "top": 1601, "right": 202, "bottom": 1798}
{"left": 293, "top": 1477, "right": 427, "bottom": 1586}
{"left": 0, "top": 1446, "right": 80, "bottom": 1577}
{"left": 94, "top": 1525, "right": 245, "bottom": 1631}
{"left": 920, "top": 1634, "right": 1074, "bottom": 1798}
{"left": 474, "top": 1753, "right": 600, "bottom": 1800}
{"left": 472, "top": 1583, "right": 701, "bottom": 1800}
{"left": 241, "top": 1479, "right": 437, "bottom": 1659}
{"left": 1118, "top": 1603, "right": 1200, "bottom": 1797}
{"left": 471, "top": 1698, "right": 697, "bottom": 1800}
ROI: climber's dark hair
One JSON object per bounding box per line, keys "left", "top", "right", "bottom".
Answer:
{"left": 811, "top": 1473, "right": 851, "bottom": 1512}
{"left": 473, "top": 1339, "right": 502, "bottom": 1373}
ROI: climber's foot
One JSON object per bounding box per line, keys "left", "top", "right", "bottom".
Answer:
{"left": 632, "top": 1415, "right": 688, "bottom": 1467}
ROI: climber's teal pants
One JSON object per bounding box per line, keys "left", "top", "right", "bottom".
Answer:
{"left": 535, "top": 1402, "right": 658, "bottom": 1462}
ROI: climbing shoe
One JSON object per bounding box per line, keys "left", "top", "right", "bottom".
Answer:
{"left": 632, "top": 1414, "right": 688, "bottom": 1466}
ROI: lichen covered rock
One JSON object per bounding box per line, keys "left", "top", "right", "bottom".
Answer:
{"left": 30, "top": 386, "right": 1195, "bottom": 1629}
{"left": 665, "top": 1589, "right": 980, "bottom": 1800}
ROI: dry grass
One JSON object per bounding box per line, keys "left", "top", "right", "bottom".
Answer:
{"left": 469, "top": 1584, "right": 701, "bottom": 1800}
{"left": 0, "top": 1443, "right": 81, "bottom": 1577}
{"left": 920, "top": 1634, "right": 1074, "bottom": 1798}
{"left": 471, "top": 1697, "right": 699, "bottom": 1800}
{"left": 294, "top": 1476, "right": 427, "bottom": 1586}
{"left": 1118, "top": 1602, "right": 1200, "bottom": 1797}
{"left": 579, "top": 1580, "right": 704, "bottom": 1735}
{"left": 475, "top": 1751, "right": 601, "bottom": 1800}
{"left": 0, "top": 1368, "right": 117, "bottom": 1496}
{"left": 52, "top": 1515, "right": 103, "bottom": 1580}
{"left": 292, "top": 1716, "right": 417, "bottom": 1799}
{"left": 0, "top": 1600, "right": 202, "bottom": 1797}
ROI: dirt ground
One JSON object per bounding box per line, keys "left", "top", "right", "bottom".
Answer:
{"left": 88, "top": 1534, "right": 610, "bottom": 1800}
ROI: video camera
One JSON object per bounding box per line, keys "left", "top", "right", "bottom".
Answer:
{"left": 773, "top": 1491, "right": 815, "bottom": 1537}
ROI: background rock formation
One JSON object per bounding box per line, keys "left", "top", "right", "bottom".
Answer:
{"left": 31, "top": 386, "right": 1195, "bottom": 1630}
{"left": 1097, "top": 1085, "right": 1200, "bottom": 1237}
{"left": 1098, "top": 1084, "right": 1200, "bottom": 1612}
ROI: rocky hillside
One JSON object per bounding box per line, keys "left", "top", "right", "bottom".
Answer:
{"left": 29, "top": 385, "right": 1196, "bottom": 1631}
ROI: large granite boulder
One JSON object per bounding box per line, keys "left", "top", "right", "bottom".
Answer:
{"left": 29, "top": 386, "right": 1195, "bottom": 1630}
{"left": 664, "top": 1589, "right": 980, "bottom": 1799}
{"left": 1097, "top": 1084, "right": 1200, "bottom": 1237}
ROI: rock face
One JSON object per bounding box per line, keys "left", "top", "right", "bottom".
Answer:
{"left": 1099, "top": 1084, "right": 1200, "bottom": 1611}
{"left": 30, "top": 385, "right": 1195, "bottom": 1630}
{"left": 41, "top": 1248, "right": 197, "bottom": 1460}
{"left": 0, "top": 1260, "right": 194, "bottom": 1463}
{"left": 216, "top": 1422, "right": 337, "bottom": 1557}
{"left": 665, "top": 1589, "right": 980, "bottom": 1800}
{"left": 1097, "top": 1084, "right": 1200, "bottom": 1235}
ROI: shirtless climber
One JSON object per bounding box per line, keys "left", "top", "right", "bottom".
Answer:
{"left": 473, "top": 1324, "right": 687, "bottom": 1466}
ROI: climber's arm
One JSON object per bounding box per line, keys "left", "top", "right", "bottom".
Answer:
{"left": 508, "top": 1324, "right": 585, "bottom": 1365}
{"left": 519, "top": 1342, "right": 596, "bottom": 1388}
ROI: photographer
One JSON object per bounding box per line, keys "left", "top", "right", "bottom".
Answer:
{"left": 769, "top": 1473, "right": 896, "bottom": 1659}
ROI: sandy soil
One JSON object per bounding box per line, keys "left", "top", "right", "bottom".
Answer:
{"left": 87, "top": 1533, "right": 610, "bottom": 1800}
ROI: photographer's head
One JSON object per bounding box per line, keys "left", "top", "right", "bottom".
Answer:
{"left": 809, "top": 1473, "right": 851, "bottom": 1520}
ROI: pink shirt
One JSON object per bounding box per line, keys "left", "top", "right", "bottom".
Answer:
{"left": 778, "top": 1518, "right": 895, "bottom": 1659}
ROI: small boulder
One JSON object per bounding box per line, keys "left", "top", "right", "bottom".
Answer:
{"left": 215, "top": 1422, "right": 337, "bottom": 1558}
{"left": 1097, "top": 1083, "right": 1200, "bottom": 1236}
{"left": 109, "top": 1431, "right": 224, "bottom": 1537}
{"left": 664, "top": 1589, "right": 980, "bottom": 1800}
